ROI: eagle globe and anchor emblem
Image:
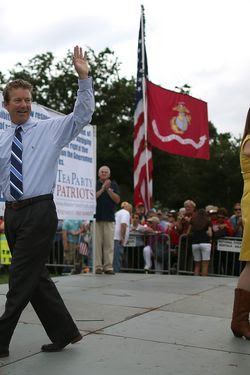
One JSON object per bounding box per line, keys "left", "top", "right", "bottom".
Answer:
{"left": 170, "top": 102, "right": 191, "bottom": 134}
{"left": 151, "top": 98, "right": 207, "bottom": 152}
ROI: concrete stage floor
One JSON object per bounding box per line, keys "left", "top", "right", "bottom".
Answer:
{"left": 0, "top": 273, "right": 249, "bottom": 375}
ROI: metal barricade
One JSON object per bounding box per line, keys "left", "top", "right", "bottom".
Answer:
{"left": 177, "top": 234, "right": 193, "bottom": 275}
{"left": 1, "top": 226, "right": 244, "bottom": 277}
{"left": 48, "top": 231, "right": 173, "bottom": 275}
{"left": 121, "top": 232, "right": 172, "bottom": 274}
{"left": 177, "top": 235, "right": 244, "bottom": 277}
{"left": 46, "top": 234, "right": 65, "bottom": 274}
{"left": 210, "top": 237, "right": 243, "bottom": 277}
{"left": 46, "top": 230, "right": 92, "bottom": 275}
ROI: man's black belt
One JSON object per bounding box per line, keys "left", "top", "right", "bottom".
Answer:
{"left": 5, "top": 194, "right": 53, "bottom": 210}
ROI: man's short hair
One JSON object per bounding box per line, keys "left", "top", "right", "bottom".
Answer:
{"left": 3, "top": 79, "right": 33, "bottom": 104}
{"left": 98, "top": 165, "right": 110, "bottom": 176}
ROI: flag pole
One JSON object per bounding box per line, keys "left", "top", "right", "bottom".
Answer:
{"left": 140, "top": 5, "right": 151, "bottom": 210}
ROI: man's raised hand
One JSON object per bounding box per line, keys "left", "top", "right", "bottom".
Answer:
{"left": 73, "top": 46, "right": 89, "bottom": 79}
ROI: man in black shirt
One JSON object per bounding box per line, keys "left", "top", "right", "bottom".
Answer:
{"left": 95, "top": 166, "right": 120, "bottom": 274}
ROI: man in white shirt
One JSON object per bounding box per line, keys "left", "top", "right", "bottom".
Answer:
{"left": 113, "top": 202, "right": 132, "bottom": 273}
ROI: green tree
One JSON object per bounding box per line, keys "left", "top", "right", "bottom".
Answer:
{"left": 153, "top": 122, "right": 242, "bottom": 212}
{"left": 175, "top": 84, "right": 191, "bottom": 95}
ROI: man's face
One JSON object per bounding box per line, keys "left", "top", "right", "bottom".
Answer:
{"left": 136, "top": 205, "right": 144, "bottom": 214}
{"left": 98, "top": 167, "right": 110, "bottom": 181}
{"left": 234, "top": 205, "right": 241, "bottom": 217}
{"left": 184, "top": 204, "right": 194, "bottom": 214}
{"left": 217, "top": 214, "right": 225, "bottom": 223}
{"left": 147, "top": 221, "right": 157, "bottom": 229}
{"left": 4, "top": 88, "right": 32, "bottom": 125}
{"left": 132, "top": 214, "right": 140, "bottom": 224}
{"left": 167, "top": 214, "right": 175, "bottom": 223}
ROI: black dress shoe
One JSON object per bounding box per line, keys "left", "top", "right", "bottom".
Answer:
{"left": 41, "top": 333, "right": 82, "bottom": 352}
{"left": 0, "top": 349, "right": 9, "bottom": 358}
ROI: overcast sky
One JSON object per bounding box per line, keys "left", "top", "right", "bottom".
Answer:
{"left": 1, "top": 0, "right": 250, "bottom": 137}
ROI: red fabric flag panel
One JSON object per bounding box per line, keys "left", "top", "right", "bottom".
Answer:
{"left": 147, "top": 80, "right": 210, "bottom": 160}
{"left": 134, "top": 98, "right": 153, "bottom": 211}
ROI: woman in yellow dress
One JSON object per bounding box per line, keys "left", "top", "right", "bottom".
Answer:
{"left": 231, "top": 109, "right": 250, "bottom": 339}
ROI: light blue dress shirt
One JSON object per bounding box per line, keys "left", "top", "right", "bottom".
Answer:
{"left": 0, "top": 78, "right": 95, "bottom": 201}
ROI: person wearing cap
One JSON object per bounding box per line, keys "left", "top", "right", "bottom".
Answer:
{"left": 95, "top": 166, "right": 120, "bottom": 274}
{"left": 205, "top": 204, "right": 217, "bottom": 214}
{"left": 143, "top": 216, "right": 165, "bottom": 272}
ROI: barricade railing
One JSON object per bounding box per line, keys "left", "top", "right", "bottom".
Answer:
{"left": 177, "top": 234, "right": 193, "bottom": 275}
{"left": 209, "top": 236, "right": 243, "bottom": 277}
{"left": 46, "top": 233, "right": 92, "bottom": 275}
{"left": 176, "top": 235, "right": 244, "bottom": 277}
{"left": 121, "top": 232, "right": 172, "bottom": 274}
{"left": 46, "top": 231, "right": 172, "bottom": 275}
{"left": 1, "top": 230, "right": 244, "bottom": 278}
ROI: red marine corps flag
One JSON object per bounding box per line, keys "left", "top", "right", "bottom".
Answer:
{"left": 147, "top": 81, "right": 210, "bottom": 160}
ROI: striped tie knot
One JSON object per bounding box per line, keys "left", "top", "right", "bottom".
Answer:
{"left": 15, "top": 125, "right": 22, "bottom": 138}
{"left": 10, "top": 126, "right": 23, "bottom": 200}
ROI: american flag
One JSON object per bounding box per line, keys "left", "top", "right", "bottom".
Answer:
{"left": 133, "top": 7, "right": 153, "bottom": 212}
{"left": 79, "top": 240, "right": 88, "bottom": 256}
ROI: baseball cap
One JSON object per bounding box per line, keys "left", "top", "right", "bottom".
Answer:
{"left": 147, "top": 216, "right": 160, "bottom": 224}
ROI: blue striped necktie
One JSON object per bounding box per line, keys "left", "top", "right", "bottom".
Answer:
{"left": 10, "top": 126, "right": 23, "bottom": 200}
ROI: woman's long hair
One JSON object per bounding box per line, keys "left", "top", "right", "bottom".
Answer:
{"left": 242, "top": 108, "right": 250, "bottom": 145}
{"left": 191, "top": 209, "right": 209, "bottom": 231}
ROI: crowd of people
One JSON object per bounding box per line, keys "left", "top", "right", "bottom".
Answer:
{"left": 125, "top": 199, "right": 243, "bottom": 276}
{"left": 0, "top": 192, "right": 243, "bottom": 277}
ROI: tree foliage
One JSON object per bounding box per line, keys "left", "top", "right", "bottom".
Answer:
{"left": 0, "top": 49, "right": 243, "bottom": 212}
{"left": 153, "top": 122, "right": 242, "bottom": 211}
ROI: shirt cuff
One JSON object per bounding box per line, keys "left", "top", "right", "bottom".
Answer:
{"left": 78, "top": 77, "right": 93, "bottom": 90}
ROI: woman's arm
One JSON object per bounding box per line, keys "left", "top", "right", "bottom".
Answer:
{"left": 243, "top": 139, "right": 250, "bottom": 156}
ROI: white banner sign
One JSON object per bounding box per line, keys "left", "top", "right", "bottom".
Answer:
{"left": 0, "top": 92, "right": 96, "bottom": 220}
{"left": 217, "top": 238, "right": 242, "bottom": 253}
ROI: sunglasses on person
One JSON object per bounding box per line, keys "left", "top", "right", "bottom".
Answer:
{"left": 234, "top": 208, "right": 241, "bottom": 211}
